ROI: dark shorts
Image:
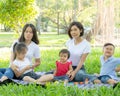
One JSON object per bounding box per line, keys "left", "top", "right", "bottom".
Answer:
{"left": 18, "top": 71, "right": 41, "bottom": 80}
{"left": 98, "top": 75, "right": 111, "bottom": 83}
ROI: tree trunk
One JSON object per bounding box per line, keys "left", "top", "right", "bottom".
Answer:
{"left": 93, "top": 0, "right": 115, "bottom": 46}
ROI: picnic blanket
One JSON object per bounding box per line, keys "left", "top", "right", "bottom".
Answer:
{"left": 67, "top": 82, "right": 113, "bottom": 89}
{"left": 9, "top": 79, "right": 114, "bottom": 89}
{"left": 0, "top": 71, "right": 117, "bottom": 89}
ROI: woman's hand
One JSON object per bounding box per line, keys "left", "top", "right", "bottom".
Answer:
{"left": 69, "top": 71, "right": 76, "bottom": 81}
{"left": 66, "top": 70, "right": 73, "bottom": 77}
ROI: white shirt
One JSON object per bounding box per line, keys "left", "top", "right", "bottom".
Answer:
{"left": 13, "top": 58, "right": 32, "bottom": 74}
{"left": 10, "top": 40, "right": 40, "bottom": 64}
{"left": 66, "top": 39, "right": 91, "bottom": 66}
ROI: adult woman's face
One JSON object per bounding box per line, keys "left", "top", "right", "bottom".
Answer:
{"left": 70, "top": 25, "right": 82, "bottom": 39}
{"left": 24, "top": 27, "right": 33, "bottom": 42}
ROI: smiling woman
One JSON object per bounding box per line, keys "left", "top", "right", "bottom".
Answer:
{"left": 66, "top": 21, "right": 101, "bottom": 83}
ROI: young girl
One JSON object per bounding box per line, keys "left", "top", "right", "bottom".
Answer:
{"left": 53, "top": 49, "right": 73, "bottom": 84}
{"left": 13, "top": 42, "right": 53, "bottom": 84}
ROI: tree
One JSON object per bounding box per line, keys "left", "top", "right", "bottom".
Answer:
{"left": 35, "top": 0, "right": 96, "bottom": 35}
{"left": 0, "top": 0, "right": 38, "bottom": 33}
{"left": 93, "top": 0, "right": 115, "bottom": 45}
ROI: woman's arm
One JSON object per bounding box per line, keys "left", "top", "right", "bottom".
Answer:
{"left": 32, "top": 58, "right": 40, "bottom": 69}
{"left": 74, "top": 53, "right": 88, "bottom": 73}
{"left": 70, "top": 53, "right": 89, "bottom": 80}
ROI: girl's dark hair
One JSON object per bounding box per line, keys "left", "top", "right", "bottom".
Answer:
{"left": 104, "top": 43, "right": 115, "bottom": 48}
{"left": 19, "top": 23, "right": 39, "bottom": 44}
{"left": 13, "top": 42, "right": 27, "bottom": 59}
{"left": 68, "top": 21, "right": 84, "bottom": 39}
{"left": 59, "top": 49, "right": 70, "bottom": 59}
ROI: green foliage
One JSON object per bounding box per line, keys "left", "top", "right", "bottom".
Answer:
{"left": 0, "top": 0, "right": 38, "bottom": 32}
{"left": 1, "top": 48, "right": 120, "bottom": 95}
{"left": 0, "top": 33, "right": 69, "bottom": 47}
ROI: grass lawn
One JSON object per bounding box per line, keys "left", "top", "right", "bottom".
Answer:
{"left": 0, "top": 32, "right": 69, "bottom": 47}
{"left": 1, "top": 48, "right": 120, "bottom": 96}
{"left": 1, "top": 32, "right": 120, "bottom": 95}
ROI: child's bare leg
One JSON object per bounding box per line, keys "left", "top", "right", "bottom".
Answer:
{"left": 64, "top": 79, "right": 68, "bottom": 85}
{"left": 107, "top": 79, "right": 117, "bottom": 85}
{"left": 0, "top": 76, "right": 8, "bottom": 82}
{"left": 23, "top": 76, "right": 36, "bottom": 83}
{"left": 37, "top": 74, "right": 54, "bottom": 83}
{"left": 93, "top": 79, "right": 101, "bottom": 84}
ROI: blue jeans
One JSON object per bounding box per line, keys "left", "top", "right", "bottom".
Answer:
{"left": 98, "top": 75, "right": 111, "bottom": 83}
{"left": 54, "top": 75, "right": 69, "bottom": 81}
{"left": 72, "top": 66, "right": 97, "bottom": 82}
{"left": 0, "top": 68, "right": 14, "bottom": 79}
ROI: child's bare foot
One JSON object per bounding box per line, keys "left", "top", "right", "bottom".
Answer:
{"left": 93, "top": 79, "right": 101, "bottom": 84}
{"left": 36, "top": 81, "right": 45, "bottom": 85}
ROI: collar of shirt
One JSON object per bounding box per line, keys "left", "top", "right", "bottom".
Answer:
{"left": 101, "top": 55, "right": 114, "bottom": 64}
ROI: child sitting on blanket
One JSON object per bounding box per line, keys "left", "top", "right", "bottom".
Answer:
{"left": 53, "top": 49, "right": 73, "bottom": 84}
{"left": 98, "top": 43, "right": 120, "bottom": 85}
{"left": 12, "top": 42, "right": 53, "bottom": 84}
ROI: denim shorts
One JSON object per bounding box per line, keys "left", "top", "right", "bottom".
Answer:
{"left": 54, "top": 75, "right": 69, "bottom": 81}
{"left": 18, "top": 71, "right": 41, "bottom": 80}
{"left": 98, "top": 75, "right": 111, "bottom": 83}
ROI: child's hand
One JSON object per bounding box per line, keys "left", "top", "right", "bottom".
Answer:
{"left": 25, "top": 65, "right": 32, "bottom": 70}
{"left": 66, "top": 70, "right": 73, "bottom": 77}
{"left": 10, "top": 64, "right": 19, "bottom": 71}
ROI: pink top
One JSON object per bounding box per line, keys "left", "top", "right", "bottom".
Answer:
{"left": 55, "top": 60, "right": 72, "bottom": 76}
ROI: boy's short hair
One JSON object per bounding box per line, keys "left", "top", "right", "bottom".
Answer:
{"left": 103, "top": 43, "right": 115, "bottom": 48}
{"left": 59, "top": 49, "right": 70, "bottom": 59}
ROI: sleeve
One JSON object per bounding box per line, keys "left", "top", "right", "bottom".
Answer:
{"left": 65, "top": 39, "right": 71, "bottom": 48}
{"left": 34, "top": 45, "right": 40, "bottom": 58}
{"left": 69, "top": 61, "right": 72, "bottom": 65}
{"left": 83, "top": 42, "right": 91, "bottom": 54}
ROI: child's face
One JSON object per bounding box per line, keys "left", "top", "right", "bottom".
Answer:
{"left": 59, "top": 53, "right": 68, "bottom": 63}
{"left": 103, "top": 45, "right": 114, "bottom": 57}
{"left": 16, "top": 49, "right": 27, "bottom": 60}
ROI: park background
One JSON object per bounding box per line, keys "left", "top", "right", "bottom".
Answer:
{"left": 0, "top": 0, "right": 120, "bottom": 96}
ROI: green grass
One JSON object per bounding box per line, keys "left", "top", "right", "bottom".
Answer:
{"left": 1, "top": 48, "right": 120, "bottom": 96}
{"left": 1, "top": 33, "right": 120, "bottom": 95}
{"left": 0, "top": 32, "right": 69, "bottom": 47}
